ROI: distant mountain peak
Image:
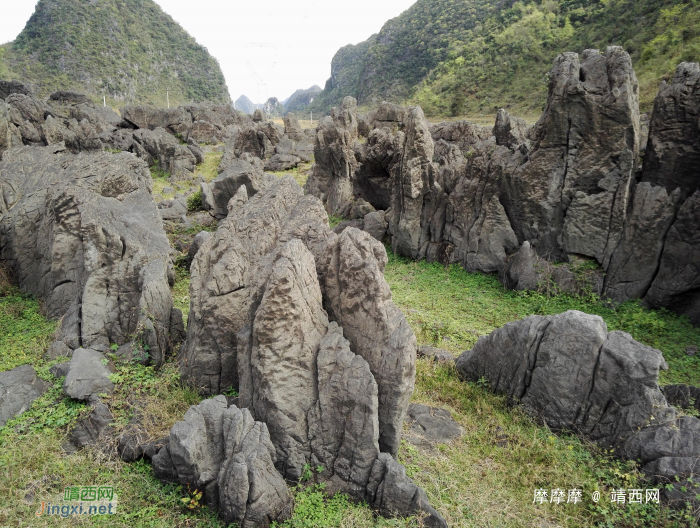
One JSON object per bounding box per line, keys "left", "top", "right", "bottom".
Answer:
{"left": 1, "top": 0, "right": 230, "bottom": 107}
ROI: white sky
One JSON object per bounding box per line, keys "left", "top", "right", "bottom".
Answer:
{"left": 0, "top": 0, "right": 417, "bottom": 104}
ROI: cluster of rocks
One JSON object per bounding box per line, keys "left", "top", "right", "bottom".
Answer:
{"left": 166, "top": 175, "right": 445, "bottom": 526}
{"left": 0, "top": 146, "right": 179, "bottom": 367}
{"left": 199, "top": 111, "right": 315, "bottom": 220}
{"left": 305, "top": 48, "right": 700, "bottom": 324}
{"left": 456, "top": 310, "right": 700, "bottom": 506}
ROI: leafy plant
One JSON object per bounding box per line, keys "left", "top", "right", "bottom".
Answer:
{"left": 187, "top": 189, "right": 203, "bottom": 212}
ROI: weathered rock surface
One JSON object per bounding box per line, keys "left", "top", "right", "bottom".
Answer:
{"left": 304, "top": 96, "right": 359, "bottom": 215}
{"left": 201, "top": 155, "right": 272, "bottom": 220}
{"left": 456, "top": 310, "right": 700, "bottom": 483}
{"left": 264, "top": 153, "right": 301, "bottom": 172}
{"left": 367, "top": 453, "right": 447, "bottom": 528}
{"left": 404, "top": 404, "right": 464, "bottom": 446}
{"left": 282, "top": 113, "right": 306, "bottom": 142}
{"left": 0, "top": 80, "right": 33, "bottom": 100}
{"left": 0, "top": 146, "right": 176, "bottom": 366}
{"left": 180, "top": 177, "right": 442, "bottom": 524}
{"left": 314, "top": 227, "right": 416, "bottom": 457}
{"left": 133, "top": 127, "right": 196, "bottom": 176}
{"left": 0, "top": 365, "right": 50, "bottom": 427}
{"left": 430, "top": 119, "right": 492, "bottom": 152}
{"left": 417, "top": 346, "right": 454, "bottom": 363}
{"left": 641, "top": 62, "right": 700, "bottom": 200}
{"left": 493, "top": 108, "right": 530, "bottom": 149}
{"left": 64, "top": 403, "right": 114, "bottom": 452}
{"left": 153, "top": 396, "right": 292, "bottom": 527}
{"left": 63, "top": 348, "right": 115, "bottom": 402}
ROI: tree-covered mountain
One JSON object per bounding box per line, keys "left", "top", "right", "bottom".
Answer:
{"left": 0, "top": 0, "right": 230, "bottom": 107}
{"left": 283, "top": 85, "right": 321, "bottom": 115}
{"left": 310, "top": 0, "right": 700, "bottom": 116}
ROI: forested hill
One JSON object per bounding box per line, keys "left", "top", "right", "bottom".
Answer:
{"left": 0, "top": 0, "right": 230, "bottom": 107}
{"left": 310, "top": 0, "right": 700, "bottom": 117}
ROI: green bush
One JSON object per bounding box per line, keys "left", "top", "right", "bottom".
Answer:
{"left": 187, "top": 189, "right": 203, "bottom": 212}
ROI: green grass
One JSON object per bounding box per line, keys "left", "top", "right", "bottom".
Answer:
{"left": 0, "top": 268, "right": 57, "bottom": 372}
{"left": 269, "top": 158, "right": 315, "bottom": 188}
{"left": 384, "top": 249, "right": 700, "bottom": 387}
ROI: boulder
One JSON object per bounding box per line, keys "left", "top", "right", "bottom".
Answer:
{"left": 493, "top": 108, "right": 530, "bottom": 149}
{"left": 264, "top": 153, "right": 300, "bottom": 172}
{"left": 63, "top": 348, "right": 115, "bottom": 402}
{"left": 314, "top": 228, "right": 416, "bottom": 457}
{"left": 188, "top": 120, "right": 221, "bottom": 144}
{"left": 0, "top": 102, "right": 23, "bottom": 156}
{"left": 0, "top": 80, "right": 33, "bottom": 100}
{"left": 404, "top": 404, "right": 464, "bottom": 446}
{"left": 64, "top": 403, "right": 114, "bottom": 452}
{"left": 282, "top": 113, "right": 306, "bottom": 142}
{"left": 158, "top": 197, "right": 188, "bottom": 222}
{"left": 362, "top": 210, "right": 388, "bottom": 241}
{"left": 641, "top": 62, "right": 700, "bottom": 200}
{"left": 0, "top": 365, "right": 50, "bottom": 427}
{"left": 430, "top": 119, "right": 492, "bottom": 152}
{"left": 154, "top": 396, "right": 292, "bottom": 526}
{"left": 416, "top": 346, "right": 454, "bottom": 363}
{"left": 187, "top": 137, "right": 204, "bottom": 164}
{"left": 186, "top": 231, "right": 212, "bottom": 270}
{"left": 201, "top": 155, "right": 271, "bottom": 220}
{"left": 604, "top": 183, "right": 680, "bottom": 302}
{"left": 45, "top": 340, "right": 73, "bottom": 360}
{"left": 182, "top": 176, "right": 329, "bottom": 395}
{"left": 49, "top": 362, "right": 71, "bottom": 378}
{"left": 456, "top": 310, "right": 700, "bottom": 484}
{"left": 304, "top": 97, "right": 359, "bottom": 215}
{"left": 49, "top": 91, "right": 91, "bottom": 105}
{"left": 643, "top": 191, "right": 700, "bottom": 324}
{"left": 0, "top": 146, "right": 175, "bottom": 367}
{"left": 367, "top": 453, "right": 447, "bottom": 528}
{"left": 132, "top": 127, "right": 196, "bottom": 176}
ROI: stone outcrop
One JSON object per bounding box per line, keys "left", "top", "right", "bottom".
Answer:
{"left": 63, "top": 348, "right": 115, "bottom": 402}
{"left": 304, "top": 96, "right": 359, "bottom": 215}
{"left": 152, "top": 396, "right": 292, "bottom": 526}
{"left": 200, "top": 155, "right": 272, "bottom": 220}
{"left": 0, "top": 146, "right": 177, "bottom": 367}
{"left": 179, "top": 176, "right": 443, "bottom": 524}
{"left": 132, "top": 127, "right": 196, "bottom": 177}
{"left": 0, "top": 365, "right": 50, "bottom": 427}
{"left": 456, "top": 310, "right": 700, "bottom": 482}
{"left": 306, "top": 51, "right": 700, "bottom": 324}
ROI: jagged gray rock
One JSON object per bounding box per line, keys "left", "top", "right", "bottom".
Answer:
{"left": 153, "top": 396, "right": 292, "bottom": 527}
{"left": 64, "top": 403, "right": 114, "bottom": 452}
{"left": 132, "top": 127, "right": 196, "bottom": 176}
{"left": 404, "top": 404, "right": 463, "bottom": 445}
{"left": 641, "top": 62, "right": 700, "bottom": 200}
{"left": 0, "top": 146, "right": 176, "bottom": 366}
{"left": 493, "top": 109, "right": 530, "bottom": 149}
{"left": 456, "top": 310, "right": 700, "bottom": 484}
{"left": 179, "top": 177, "right": 443, "bottom": 525}
{"left": 304, "top": 96, "right": 359, "bottom": 215}
{"left": 0, "top": 365, "right": 50, "bottom": 427}
{"left": 367, "top": 453, "right": 447, "bottom": 528}
{"left": 182, "top": 176, "right": 328, "bottom": 395}
{"left": 63, "top": 348, "right": 115, "bottom": 402}
{"left": 314, "top": 227, "right": 416, "bottom": 457}
{"left": 264, "top": 153, "right": 301, "bottom": 172}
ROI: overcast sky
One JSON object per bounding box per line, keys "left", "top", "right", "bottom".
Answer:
{"left": 0, "top": 0, "right": 417, "bottom": 104}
